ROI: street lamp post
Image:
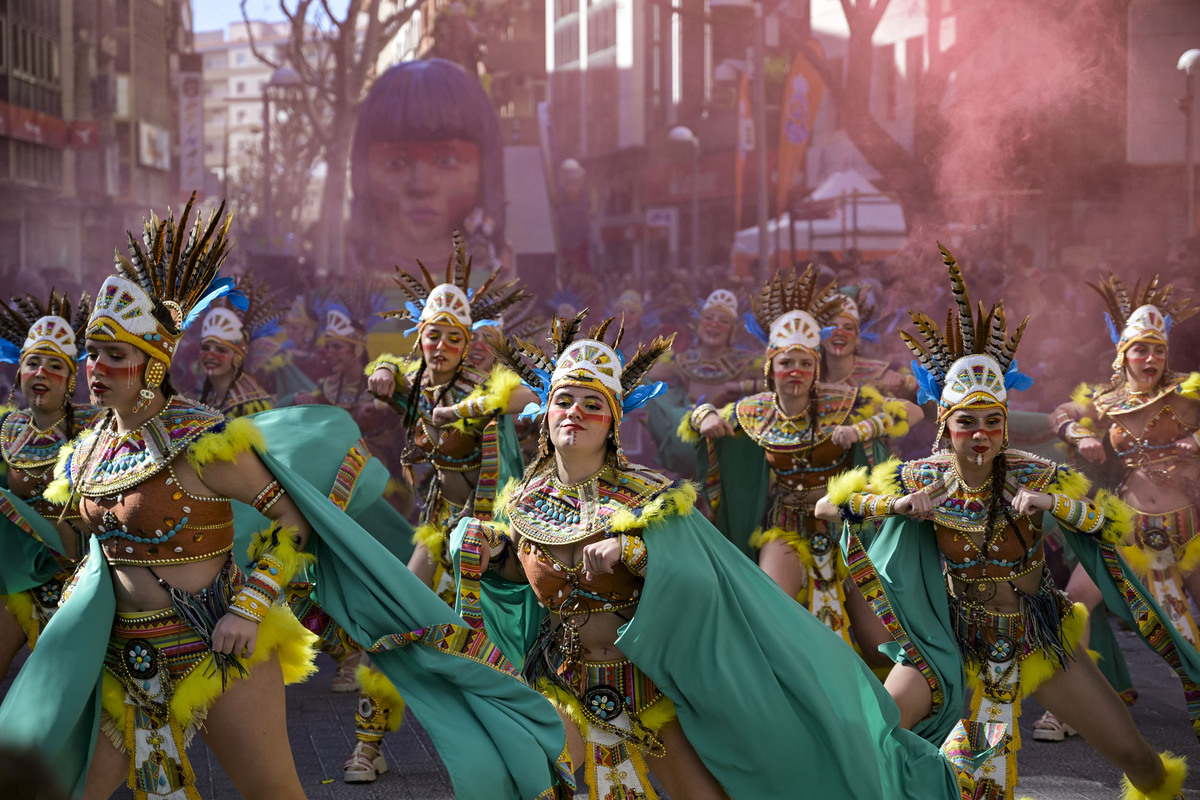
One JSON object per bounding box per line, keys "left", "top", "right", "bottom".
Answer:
{"left": 668, "top": 126, "right": 701, "bottom": 272}
{"left": 1178, "top": 49, "right": 1200, "bottom": 238}
{"left": 261, "top": 66, "right": 304, "bottom": 251}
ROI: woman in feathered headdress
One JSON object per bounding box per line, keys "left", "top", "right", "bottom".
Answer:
{"left": 821, "top": 282, "right": 919, "bottom": 401}
{"left": 1040, "top": 272, "right": 1200, "bottom": 742}
{"left": 452, "top": 311, "right": 1012, "bottom": 800}
{"left": 679, "top": 266, "right": 919, "bottom": 659}
{"left": 354, "top": 229, "right": 535, "bottom": 780}
{"left": 0, "top": 198, "right": 583, "bottom": 800}
{"left": 642, "top": 289, "right": 762, "bottom": 479}
{"left": 196, "top": 274, "right": 283, "bottom": 417}
{"left": 0, "top": 289, "right": 99, "bottom": 676}
{"left": 819, "top": 245, "right": 1197, "bottom": 800}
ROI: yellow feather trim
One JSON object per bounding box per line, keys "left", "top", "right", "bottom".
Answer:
{"left": 869, "top": 458, "right": 904, "bottom": 496}
{"left": 185, "top": 417, "right": 265, "bottom": 470}
{"left": 749, "top": 527, "right": 814, "bottom": 566}
{"left": 963, "top": 602, "right": 1088, "bottom": 698}
{"left": 412, "top": 523, "right": 446, "bottom": 565}
{"left": 608, "top": 483, "right": 697, "bottom": 532}
{"left": 445, "top": 364, "right": 523, "bottom": 434}
{"left": 365, "top": 353, "right": 409, "bottom": 377}
{"left": 44, "top": 438, "right": 78, "bottom": 505}
{"left": 1179, "top": 372, "right": 1200, "bottom": 401}
{"left": 827, "top": 467, "right": 869, "bottom": 506}
{"left": 1086, "top": 648, "right": 1102, "bottom": 665}
{"left": 718, "top": 402, "right": 737, "bottom": 423}
{"left": 355, "top": 665, "right": 407, "bottom": 731}
{"left": 1178, "top": 535, "right": 1200, "bottom": 574}
{"left": 848, "top": 386, "right": 884, "bottom": 423}
{"left": 1079, "top": 416, "right": 1097, "bottom": 431}
{"left": 886, "top": 419, "right": 911, "bottom": 438}
{"left": 496, "top": 478, "right": 519, "bottom": 517}
{"left": 3, "top": 592, "right": 38, "bottom": 647}
{"left": 1046, "top": 466, "right": 1092, "bottom": 501}
{"left": 1094, "top": 489, "right": 1135, "bottom": 545}
{"left": 1120, "top": 543, "right": 1155, "bottom": 579}
{"left": 101, "top": 605, "right": 319, "bottom": 738}
{"left": 101, "top": 670, "right": 126, "bottom": 739}
{"left": 0, "top": 405, "right": 17, "bottom": 417}
{"left": 535, "top": 679, "right": 676, "bottom": 737}
{"left": 247, "top": 524, "right": 316, "bottom": 584}
{"left": 1120, "top": 751, "right": 1187, "bottom": 800}
{"left": 638, "top": 696, "right": 678, "bottom": 732}
{"left": 676, "top": 410, "right": 702, "bottom": 444}
{"left": 1070, "top": 382, "right": 1097, "bottom": 407}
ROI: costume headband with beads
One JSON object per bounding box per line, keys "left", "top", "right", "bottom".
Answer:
{"left": 743, "top": 265, "right": 844, "bottom": 379}
{"left": 201, "top": 274, "right": 286, "bottom": 359}
{"left": 0, "top": 290, "right": 92, "bottom": 372}
{"left": 1088, "top": 272, "right": 1198, "bottom": 374}
{"left": 487, "top": 310, "right": 674, "bottom": 465}
{"left": 382, "top": 229, "right": 526, "bottom": 341}
{"left": 900, "top": 243, "right": 1032, "bottom": 423}
{"left": 701, "top": 289, "right": 739, "bottom": 319}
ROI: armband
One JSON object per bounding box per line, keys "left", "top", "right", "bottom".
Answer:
{"left": 375, "top": 361, "right": 399, "bottom": 376}
{"left": 851, "top": 416, "right": 886, "bottom": 443}
{"left": 690, "top": 403, "right": 719, "bottom": 432}
{"left": 1049, "top": 492, "right": 1104, "bottom": 535}
{"left": 618, "top": 532, "right": 648, "bottom": 577}
{"left": 846, "top": 492, "right": 898, "bottom": 520}
{"left": 230, "top": 524, "right": 311, "bottom": 623}
{"left": 252, "top": 480, "right": 286, "bottom": 514}
{"left": 447, "top": 395, "right": 490, "bottom": 422}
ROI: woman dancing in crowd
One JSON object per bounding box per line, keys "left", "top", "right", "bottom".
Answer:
{"left": 0, "top": 291, "right": 98, "bottom": 675}
{"left": 820, "top": 245, "right": 1198, "bottom": 800}
{"left": 643, "top": 289, "right": 760, "bottom": 478}
{"left": 196, "top": 275, "right": 279, "bottom": 417}
{"left": 1037, "top": 273, "right": 1200, "bottom": 742}
{"left": 453, "top": 309, "right": 1005, "bottom": 800}
{"left": 681, "top": 267, "right": 918, "bottom": 653}
{"left": 821, "top": 284, "right": 918, "bottom": 400}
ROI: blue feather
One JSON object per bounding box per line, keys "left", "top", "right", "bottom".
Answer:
{"left": 182, "top": 277, "right": 243, "bottom": 330}
{"left": 251, "top": 319, "right": 282, "bottom": 341}
{"left": 1165, "top": 313, "right": 1174, "bottom": 335}
{"left": 911, "top": 359, "right": 942, "bottom": 406}
{"left": 519, "top": 401, "right": 544, "bottom": 421}
{"left": 743, "top": 312, "right": 769, "bottom": 345}
{"left": 471, "top": 319, "right": 500, "bottom": 331}
{"left": 1003, "top": 359, "right": 1034, "bottom": 392}
{"left": 622, "top": 381, "right": 667, "bottom": 413}
{"left": 0, "top": 340, "right": 22, "bottom": 364}
{"left": 819, "top": 325, "right": 836, "bottom": 341}
{"left": 858, "top": 317, "right": 881, "bottom": 343}
{"left": 1104, "top": 313, "right": 1120, "bottom": 344}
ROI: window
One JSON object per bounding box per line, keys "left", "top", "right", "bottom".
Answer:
{"left": 236, "top": 109, "right": 246, "bottom": 123}
{"left": 235, "top": 80, "right": 245, "bottom": 94}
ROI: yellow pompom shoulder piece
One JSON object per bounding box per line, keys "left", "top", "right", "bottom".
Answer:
{"left": 1178, "top": 536, "right": 1200, "bottom": 574}
{"left": 1070, "top": 382, "right": 1097, "bottom": 408}
{"left": 676, "top": 410, "right": 702, "bottom": 444}
{"left": 827, "top": 466, "right": 869, "bottom": 506}
{"left": 484, "top": 364, "right": 524, "bottom": 411}
{"left": 849, "top": 386, "right": 884, "bottom": 422}
{"left": 247, "top": 524, "right": 315, "bottom": 583}
{"left": 1093, "top": 489, "right": 1135, "bottom": 545}
{"left": 365, "top": 353, "right": 410, "bottom": 378}
{"left": 869, "top": 458, "right": 905, "bottom": 496}
{"left": 1120, "top": 751, "right": 1186, "bottom": 800}
{"left": 355, "top": 665, "right": 406, "bottom": 730}
{"left": 186, "top": 417, "right": 265, "bottom": 470}
{"left": 412, "top": 522, "right": 447, "bottom": 564}
{"left": 609, "top": 482, "right": 698, "bottom": 532}
{"left": 1046, "top": 466, "right": 1092, "bottom": 501}
{"left": 1177, "top": 372, "right": 1200, "bottom": 401}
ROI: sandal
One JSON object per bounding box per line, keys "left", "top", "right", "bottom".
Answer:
{"left": 1031, "top": 710, "right": 1077, "bottom": 742}
{"left": 343, "top": 741, "right": 388, "bottom": 783}
{"left": 331, "top": 651, "right": 367, "bottom": 693}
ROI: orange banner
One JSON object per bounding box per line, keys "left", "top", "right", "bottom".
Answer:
{"left": 776, "top": 48, "right": 825, "bottom": 217}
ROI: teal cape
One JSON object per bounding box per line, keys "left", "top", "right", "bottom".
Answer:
{"left": 0, "top": 486, "right": 65, "bottom": 594}
{"left": 842, "top": 513, "right": 1200, "bottom": 745}
{"left": 0, "top": 405, "right": 568, "bottom": 800}
{"left": 453, "top": 508, "right": 969, "bottom": 799}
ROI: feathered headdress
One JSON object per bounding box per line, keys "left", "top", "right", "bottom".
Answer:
{"left": 200, "top": 274, "right": 286, "bottom": 358}
{"left": 836, "top": 283, "right": 882, "bottom": 343}
{"left": 87, "top": 192, "right": 241, "bottom": 383}
{"left": 900, "top": 243, "right": 1031, "bottom": 419}
{"left": 487, "top": 309, "right": 674, "bottom": 465}
{"left": 316, "top": 281, "right": 388, "bottom": 352}
{"left": 0, "top": 290, "right": 92, "bottom": 376}
{"left": 1087, "top": 271, "right": 1198, "bottom": 373}
{"left": 743, "top": 265, "right": 845, "bottom": 379}
{"left": 381, "top": 230, "right": 526, "bottom": 340}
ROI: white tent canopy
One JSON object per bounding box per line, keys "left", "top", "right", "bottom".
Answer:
{"left": 732, "top": 168, "right": 908, "bottom": 260}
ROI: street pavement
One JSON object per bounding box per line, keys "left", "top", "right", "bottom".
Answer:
{"left": 3, "top": 620, "right": 1198, "bottom": 799}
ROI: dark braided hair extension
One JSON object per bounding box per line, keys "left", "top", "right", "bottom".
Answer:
{"left": 403, "top": 358, "right": 466, "bottom": 436}
{"left": 64, "top": 401, "right": 76, "bottom": 441}
{"left": 982, "top": 452, "right": 1021, "bottom": 554}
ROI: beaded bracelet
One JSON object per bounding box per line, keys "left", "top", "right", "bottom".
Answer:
{"left": 375, "top": 361, "right": 399, "bottom": 376}
{"left": 1049, "top": 492, "right": 1103, "bottom": 534}
{"left": 448, "top": 395, "right": 490, "bottom": 421}
{"left": 230, "top": 551, "right": 285, "bottom": 623}
{"left": 252, "top": 480, "right": 286, "bottom": 514}
{"left": 690, "top": 403, "right": 719, "bottom": 432}
{"left": 619, "top": 532, "right": 648, "bottom": 576}
{"left": 848, "top": 493, "right": 897, "bottom": 519}
{"left": 1061, "top": 421, "right": 1096, "bottom": 446}
{"left": 851, "top": 415, "right": 886, "bottom": 442}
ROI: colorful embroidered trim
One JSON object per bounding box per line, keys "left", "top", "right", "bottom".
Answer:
{"left": 329, "top": 438, "right": 370, "bottom": 511}
{"left": 251, "top": 480, "right": 285, "bottom": 514}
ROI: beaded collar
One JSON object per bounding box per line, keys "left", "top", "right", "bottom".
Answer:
{"left": 1093, "top": 373, "right": 1190, "bottom": 416}
{"left": 2, "top": 406, "right": 100, "bottom": 469}
{"left": 506, "top": 464, "right": 680, "bottom": 546}
{"left": 67, "top": 396, "right": 225, "bottom": 497}
{"left": 418, "top": 364, "right": 489, "bottom": 419}
{"left": 898, "top": 450, "right": 1056, "bottom": 533}
{"left": 735, "top": 385, "right": 857, "bottom": 453}
{"left": 675, "top": 349, "right": 754, "bottom": 384}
